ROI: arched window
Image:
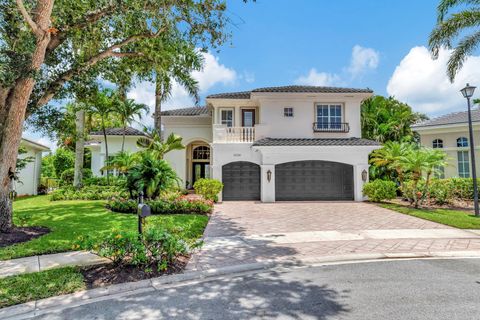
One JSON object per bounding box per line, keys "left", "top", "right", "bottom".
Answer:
{"left": 193, "top": 146, "right": 210, "bottom": 160}
{"left": 432, "top": 139, "right": 443, "bottom": 148}
{"left": 457, "top": 137, "right": 469, "bottom": 147}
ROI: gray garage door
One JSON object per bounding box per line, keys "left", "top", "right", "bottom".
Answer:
{"left": 222, "top": 161, "right": 261, "bottom": 201}
{"left": 275, "top": 161, "right": 354, "bottom": 201}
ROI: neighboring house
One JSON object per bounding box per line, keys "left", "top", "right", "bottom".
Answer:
{"left": 16, "top": 138, "right": 50, "bottom": 196}
{"left": 86, "top": 127, "right": 146, "bottom": 176}
{"left": 413, "top": 109, "right": 480, "bottom": 179}
{"left": 161, "top": 85, "right": 381, "bottom": 202}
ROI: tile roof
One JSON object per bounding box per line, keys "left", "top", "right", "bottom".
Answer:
{"left": 413, "top": 109, "right": 480, "bottom": 128}
{"left": 252, "top": 137, "right": 381, "bottom": 147}
{"left": 206, "top": 85, "right": 373, "bottom": 99}
{"left": 89, "top": 127, "right": 146, "bottom": 136}
{"left": 160, "top": 106, "right": 209, "bottom": 116}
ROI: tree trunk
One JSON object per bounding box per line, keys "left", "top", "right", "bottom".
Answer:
{"left": 73, "top": 109, "right": 85, "bottom": 189}
{"left": 121, "top": 124, "right": 126, "bottom": 153}
{"left": 154, "top": 77, "right": 162, "bottom": 139}
{"left": 102, "top": 119, "right": 110, "bottom": 185}
{"left": 0, "top": 0, "right": 54, "bottom": 232}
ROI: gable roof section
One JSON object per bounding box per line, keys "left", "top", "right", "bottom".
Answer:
{"left": 206, "top": 85, "right": 373, "bottom": 99}
{"left": 253, "top": 137, "right": 381, "bottom": 147}
{"left": 413, "top": 109, "right": 480, "bottom": 128}
{"left": 89, "top": 127, "right": 146, "bottom": 136}
{"left": 160, "top": 106, "right": 209, "bottom": 116}
{"left": 21, "top": 137, "right": 50, "bottom": 151}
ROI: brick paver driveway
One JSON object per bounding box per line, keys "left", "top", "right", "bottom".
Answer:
{"left": 188, "top": 202, "right": 480, "bottom": 270}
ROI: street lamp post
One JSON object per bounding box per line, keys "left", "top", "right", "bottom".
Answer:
{"left": 460, "top": 83, "right": 479, "bottom": 217}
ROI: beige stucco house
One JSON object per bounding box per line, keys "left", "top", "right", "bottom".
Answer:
{"left": 16, "top": 138, "right": 50, "bottom": 196}
{"left": 413, "top": 109, "right": 480, "bottom": 179}
{"left": 161, "top": 85, "right": 381, "bottom": 202}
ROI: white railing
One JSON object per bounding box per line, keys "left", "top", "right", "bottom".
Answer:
{"left": 213, "top": 125, "right": 256, "bottom": 143}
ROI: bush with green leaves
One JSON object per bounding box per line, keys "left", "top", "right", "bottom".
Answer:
{"left": 60, "top": 168, "right": 93, "bottom": 185}
{"left": 77, "top": 228, "right": 200, "bottom": 271}
{"left": 362, "top": 180, "right": 397, "bottom": 202}
{"left": 106, "top": 198, "right": 213, "bottom": 215}
{"left": 193, "top": 178, "right": 223, "bottom": 201}
{"left": 83, "top": 176, "right": 127, "bottom": 187}
{"left": 50, "top": 185, "right": 128, "bottom": 201}
{"left": 52, "top": 148, "right": 75, "bottom": 177}
{"left": 428, "top": 179, "right": 453, "bottom": 205}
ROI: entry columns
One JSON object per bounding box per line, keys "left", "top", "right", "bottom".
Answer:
{"left": 261, "top": 164, "right": 275, "bottom": 202}
{"left": 354, "top": 164, "right": 369, "bottom": 201}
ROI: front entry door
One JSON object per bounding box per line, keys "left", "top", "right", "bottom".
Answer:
{"left": 192, "top": 162, "right": 210, "bottom": 184}
{"left": 242, "top": 109, "right": 256, "bottom": 127}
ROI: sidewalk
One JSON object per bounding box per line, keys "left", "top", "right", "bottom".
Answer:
{"left": 0, "top": 251, "right": 110, "bottom": 278}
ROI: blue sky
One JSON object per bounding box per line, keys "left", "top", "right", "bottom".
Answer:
{"left": 28, "top": 0, "right": 480, "bottom": 148}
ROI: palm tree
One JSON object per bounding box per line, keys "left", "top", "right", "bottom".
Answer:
{"left": 103, "top": 151, "right": 140, "bottom": 175}
{"left": 370, "top": 141, "right": 414, "bottom": 188}
{"left": 422, "top": 149, "right": 448, "bottom": 204}
{"left": 115, "top": 99, "right": 149, "bottom": 152}
{"left": 429, "top": 0, "right": 480, "bottom": 81}
{"left": 399, "top": 149, "right": 430, "bottom": 208}
{"left": 137, "top": 127, "right": 185, "bottom": 159}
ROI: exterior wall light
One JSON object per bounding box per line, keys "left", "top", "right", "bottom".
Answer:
{"left": 361, "top": 169, "right": 368, "bottom": 182}
{"left": 267, "top": 169, "right": 272, "bottom": 182}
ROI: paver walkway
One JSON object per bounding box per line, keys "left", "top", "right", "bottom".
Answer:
{"left": 188, "top": 202, "right": 480, "bottom": 270}
{"left": 0, "top": 251, "right": 109, "bottom": 278}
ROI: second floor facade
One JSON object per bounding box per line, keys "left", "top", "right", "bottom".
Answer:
{"left": 162, "top": 85, "right": 373, "bottom": 144}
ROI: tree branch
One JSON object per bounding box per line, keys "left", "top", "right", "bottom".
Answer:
{"left": 15, "top": 0, "right": 44, "bottom": 37}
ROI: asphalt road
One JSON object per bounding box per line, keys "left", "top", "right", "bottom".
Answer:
{"left": 33, "top": 258, "right": 480, "bottom": 320}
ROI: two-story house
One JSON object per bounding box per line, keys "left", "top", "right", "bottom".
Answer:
{"left": 161, "top": 85, "right": 381, "bottom": 202}
{"left": 413, "top": 109, "right": 480, "bottom": 178}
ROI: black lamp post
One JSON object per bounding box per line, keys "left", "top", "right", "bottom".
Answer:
{"left": 460, "top": 83, "right": 479, "bottom": 217}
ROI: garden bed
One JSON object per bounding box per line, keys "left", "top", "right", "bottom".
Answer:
{"left": 0, "top": 226, "right": 50, "bottom": 248}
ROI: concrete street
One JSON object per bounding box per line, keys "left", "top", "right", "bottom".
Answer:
{"left": 31, "top": 258, "right": 480, "bottom": 320}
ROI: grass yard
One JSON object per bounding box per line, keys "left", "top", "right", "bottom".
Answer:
{"left": 0, "top": 267, "right": 85, "bottom": 308}
{"left": 380, "top": 203, "right": 480, "bottom": 229}
{"left": 0, "top": 196, "right": 208, "bottom": 260}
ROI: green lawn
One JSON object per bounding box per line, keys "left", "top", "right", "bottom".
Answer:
{"left": 380, "top": 203, "right": 480, "bottom": 229}
{"left": 0, "top": 267, "right": 85, "bottom": 308}
{"left": 0, "top": 196, "right": 208, "bottom": 260}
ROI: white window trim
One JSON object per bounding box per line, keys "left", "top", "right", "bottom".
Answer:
{"left": 457, "top": 150, "right": 470, "bottom": 178}
{"left": 219, "top": 107, "right": 234, "bottom": 127}
{"left": 314, "top": 103, "right": 344, "bottom": 127}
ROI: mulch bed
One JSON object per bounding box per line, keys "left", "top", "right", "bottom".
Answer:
{"left": 388, "top": 197, "right": 475, "bottom": 212}
{"left": 81, "top": 256, "right": 189, "bottom": 289}
{"left": 0, "top": 226, "right": 50, "bottom": 248}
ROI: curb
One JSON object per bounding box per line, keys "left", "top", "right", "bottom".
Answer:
{"left": 3, "top": 250, "right": 480, "bottom": 319}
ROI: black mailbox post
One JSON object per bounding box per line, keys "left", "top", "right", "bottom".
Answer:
{"left": 137, "top": 192, "right": 151, "bottom": 235}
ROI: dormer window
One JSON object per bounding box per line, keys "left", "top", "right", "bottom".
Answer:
{"left": 432, "top": 139, "right": 443, "bottom": 148}
{"left": 457, "top": 137, "right": 468, "bottom": 147}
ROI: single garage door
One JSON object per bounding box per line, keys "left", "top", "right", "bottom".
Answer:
{"left": 222, "top": 161, "right": 261, "bottom": 201}
{"left": 275, "top": 160, "right": 354, "bottom": 201}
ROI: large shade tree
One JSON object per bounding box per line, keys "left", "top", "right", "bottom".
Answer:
{"left": 0, "top": 0, "right": 238, "bottom": 232}
{"left": 429, "top": 0, "right": 480, "bottom": 81}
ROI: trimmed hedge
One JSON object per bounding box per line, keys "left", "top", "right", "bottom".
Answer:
{"left": 106, "top": 198, "right": 213, "bottom": 215}
{"left": 362, "top": 180, "right": 397, "bottom": 202}
{"left": 49, "top": 185, "right": 128, "bottom": 201}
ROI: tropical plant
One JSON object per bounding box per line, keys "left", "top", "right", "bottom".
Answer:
{"left": 422, "top": 149, "right": 448, "bottom": 204}
{"left": 362, "top": 180, "right": 398, "bottom": 202}
{"left": 370, "top": 141, "right": 414, "bottom": 188}
{"left": 126, "top": 152, "right": 179, "bottom": 199}
{"left": 137, "top": 129, "right": 185, "bottom": 160}
{"left": 193, "top": 178, "right": 223, "bottom": 202}
{"left": 114, "top": 99, "right": 149, "bottom": 151}
{"left": 361, "top": 96, "right": 427, "bottom": 143}
{"left": 429, "top": 0, "right": 480, "bottom": 81}
{"left": 103, "top": 151, "right": 139, "bottom": 175}
{"left": 399, "top": 149, "right": 431, "bottom": 208}
{"left": 52, "top": 148, "right": 75, "bottom": 178}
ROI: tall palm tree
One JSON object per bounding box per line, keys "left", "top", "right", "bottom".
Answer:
{"left": 429, "top": 0, "right": 480, "bottom": 81}
{"left": 370, "top": 141, "right": 414, "bottom": 187}
{"left": 115, "top": 99, "right": 149, "bottom": 152}
{"left": 137, "top": 127, "right": 185, "bottom": 159}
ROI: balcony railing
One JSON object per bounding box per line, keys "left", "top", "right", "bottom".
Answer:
{"left": 213, "top": 126, "right": 255, "bottom": 143}
{"left": 313, "top": 122, "right": 350, "bottom": 133}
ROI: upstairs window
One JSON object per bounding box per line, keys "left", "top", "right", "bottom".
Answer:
{"left": 457, "top": 137, "right": 469, "bottom": 147}
{"left": 316, "top": 104, "right": 342, "bottom": 129}
{"left": 284, "top": 107, "right": 294, "bottom": 117}
{"left": 220, "top": 109, "right": 234, "bottom": 127}
{"left": 432, "top": 139, "right": 443, "bottom": 148}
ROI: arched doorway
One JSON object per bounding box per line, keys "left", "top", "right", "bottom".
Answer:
{"left": 190, "top": 145, "right": 211, "bottom": 187}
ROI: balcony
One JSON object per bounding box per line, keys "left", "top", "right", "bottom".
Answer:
{"left": 313, "top": 122, "right": 350, "bottom": 133}
{"left": 213, "top": 125, "right": 256, "bottom": 143}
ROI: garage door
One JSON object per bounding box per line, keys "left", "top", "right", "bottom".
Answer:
{"left": 222, "top": 161, "right": 261, "bottom": 201}
{"left": 275, "top": 161, "right": 353, "bottom": 201}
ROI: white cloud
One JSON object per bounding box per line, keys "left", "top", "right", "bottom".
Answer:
{"left": 294, "top": 68, "right": 341, "bottom": 86}
{"left": 347, "top": 45, "right": 380, "bottom": 78}
{"left": 295, "top": 45, "right": 379, "bottom": 86}
{"left": 387, "top": 46, "right": 480, "bottom": 115}
{"left": 37, "top": 137, "right": 57, "bottom": 152}
{"left": 127, "top": 51, "right": 237, "bottom": 126}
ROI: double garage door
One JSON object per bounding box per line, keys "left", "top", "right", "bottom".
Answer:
{"left": 222, "top": 160, "right": 354, "bottom": 201}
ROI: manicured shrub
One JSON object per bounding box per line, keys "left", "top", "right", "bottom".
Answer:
{"left": 106, "top": 198, "right": 213, "bottom": 215}
{"left": 50, "top": 185, "right": 128, "bottom": 201}
{"left": 105, "top": 198, "right": 137, "bottom": 213}
{"left": 363, "top": 180, "right": 397, "bottom": 202}
{"left": 77, "top": 228, "right": 200, "bottom": 270}
{"left": 60, "top": 168, "right": 93, "bottom": 185}
{"left": 84, "top": 176, "right": 127, "bottom": 187}
{"left": 193, "top": 178, "right": 223, "bottom": 201}
{"left": 52, "top": 148, "right": 75, "bottom": 177}
{"left": 428, "top": 179, "right": 453, "bottom": 204}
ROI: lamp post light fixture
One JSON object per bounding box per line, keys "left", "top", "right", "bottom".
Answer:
{"left": 460, "top": 83, "right": 479, "bottom": 217}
